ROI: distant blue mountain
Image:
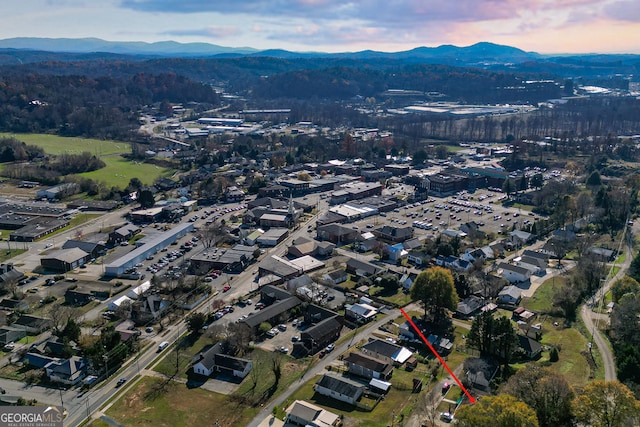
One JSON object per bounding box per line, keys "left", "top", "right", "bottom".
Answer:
{"left": 0, "top": 37, "right": 537, "bottom": 63}
{"left": 0, "top": 37, "right": 258, "bottom": 57}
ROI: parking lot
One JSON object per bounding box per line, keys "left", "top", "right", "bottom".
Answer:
{"left": 348, "top": 188, "right": 541, "bottom": 240}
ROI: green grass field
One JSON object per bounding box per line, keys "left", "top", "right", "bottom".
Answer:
{"left": 1, "top": 133, "right": 175, "bottom": 188}
{"left": 522, "top": 275, "right": 567, "bottom": 313}
{"left": 80, "top": 156, "right": 174, "bottom": 188}
{"left": 0, "top": 133, "right": 130, "bottom": 156}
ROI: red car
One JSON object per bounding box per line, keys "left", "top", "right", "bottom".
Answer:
{"left": 222, "top": 285, "right": 231, "bottom": 292}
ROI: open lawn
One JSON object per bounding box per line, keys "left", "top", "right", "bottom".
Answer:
{"left": 80, "top": 156, "right": 174, "bottom": 188}
{"left": 0, "top": 248, "right": 27, "bottom": 263}
{"left": 40, "top": 213, "right": 103, "bottom": 241}
{"left": 0, "top": 133, "right": 130, "bottom": 156}
{"left": 111, "top": 348, "right": 309, "bottom": 426}
{"left": 104, "top": 377, "right": 255, "bottom": 427}
{"left": 521, "top": 275, "right": 567, "bottom": 314}
{"left": 539, "top": 320, "right": 600, "bottom": 386}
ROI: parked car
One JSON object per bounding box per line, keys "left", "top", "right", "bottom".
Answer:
{"left": 325, "top": 344, "right": 335, "bottom": 353}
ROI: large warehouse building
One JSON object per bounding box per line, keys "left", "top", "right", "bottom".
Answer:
{"left": 104, "top": 223, "right": 194, "bottom": 277}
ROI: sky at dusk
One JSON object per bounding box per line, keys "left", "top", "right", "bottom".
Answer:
{"left": 2, "top": 0, "right": 639, "bottom": 54}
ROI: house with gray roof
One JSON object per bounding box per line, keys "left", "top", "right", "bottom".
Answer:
{"left": 0, "top": 326, "right": 26, "bottom": 345}
{"left": 298, "top": 316, "right": 342, "bottom": 355}
{"left": 498, "top": 263, "right": 531, "bottom": 284}
{"left": 192, "top": 342, "right": 253, "bottom": 379}
{"left": 240, "top": 297, "right": 302, "bottom": 336}
{"left": 285, "top": 400, "right": 340, "bottom": 427}
{"left": 497, "top": 285, "right": 523, "bottom": 305}
{"left": 40, "top": 248, "right": 90, "bottom": 272}
{"left": 344, "top": 351, "right": 393, "bottom": 380}
{"left": 45, "top": 356, "right": 86, "bottom": 385}
{"left": 61, "top": 240, "right": 105, "bottom": 259}
{"left": 314, "top": 374, "right": 365, "bottom": 405}
{"left": 12, "top": 315, "right": 52, "bottom": 335}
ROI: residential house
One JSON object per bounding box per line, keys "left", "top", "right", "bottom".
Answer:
{"left": 508, "top": 230, "right": 536, "bottom": 249}
{"left": 407, "top": 249, "right": 429, "bottom": 266}
{"left": 64, "top": 288, "right": 94, "bottom": 306}
{"left": 361, "top": 338, "right": 413, "bottom": 366}
{"left": 45, "top": 356, "right": 86, "bottom": 385}
{"left": 0, "top": 263, "right": 24, "bottom": 285}
{"left": 192, "top": 343, "right": 253, "bottom": 379}
{"left": 400, "top": 272, "right": 418, "bottom": 292}
{"left": 518, "top": 255, "right": 547, "bottom": 275}
{"left": 460, "top": 222, "right": 485, "bottom": 239}
{"left": 498, "top": 263, "right": 531, "bottom": 284}
{"left": 588, "top": 247, "right": 616, "bottom": 262}
{"left": 345, "top": 258, "right": 386, "bottom": 278}
{"left": 517, "top": 335, "right": 542, "bottom": 359}
{"left": 322, "top": 270, "right": 347, "bottom": 286}
{"left": 23, "top": 352, "right": 57, "bottom": 369}
{"left": 497, "top": 285, "right": 523, "bottom": 305}
{"left": 372, "top": 225, "right": 414, "bottom": 243}
{"left": 427, "top": 334, "right": 454, "bottom": 354}
{"left": 285, "top": 400, "right": 340, "bottom": 427}
{"left": 30, "top": 336, "right": 78, "bottom": 358}
{"left": 345, "top": 303, "right": 378, "bottom": 323}
{"left": 0, "top": 326, "right": 26, "bottom": 345}
{"left": 386, "top": 243, "right": 408, "bottom": 263}
{"left": 521, "top": 250, "right": 549, "bottom": 263}
{"left": 344, "top": 351, "right": 393, "bottom": 380}
{"left": 0, "top": 299, "right": 29, "bottom": 312}
{"left": 513, "top": 307, "right": 536, "bottom": 323}
{"left": 316, "top": 223, "right": 359, "bottom": 244}
{"left": 108, "top": 223, "right": 141, "bottom": 245}
{"left": 12, "top": 315, "right": 52, "bottom": 335}
{"left": 314, "top": 374, "right": 365, "bottom": 405}
{"left": 402, "top": 238, "right": 422, "bottom": 252}
{"left": 456, "top": 296, "right": 487, "bottom": 319}
{"left": 298, "top": 316, "right": 342, "bottom": 355}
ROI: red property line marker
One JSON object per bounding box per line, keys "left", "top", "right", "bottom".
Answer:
{"left": 400, "top": 308, "right": 476, "bottom": 404}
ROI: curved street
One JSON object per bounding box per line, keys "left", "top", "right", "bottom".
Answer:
{"left": 579, "top": 222, "right": 636, "bottom": 382}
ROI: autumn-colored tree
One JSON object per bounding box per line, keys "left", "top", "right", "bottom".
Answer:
{"left": 341, "top": 133, "right": 356, "bottom": 156}
{"left": 409, "top": 266, "right": 458, "bottom": 321}
{"left": 503, "top": 364, "right": 574, "bottom": 427}
{"left": 455, "top": 394, "right": 539, "bottom": 427}
{"left": 573, "top": 380, "right": 640, "bottom": 427}
{"left": 297, "top": 172, "right": 312, "bottom": 181}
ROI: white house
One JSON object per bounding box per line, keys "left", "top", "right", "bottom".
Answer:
{"left": 192, "top": 343, "right": 252, "bottom": 379}
{"left": 498, "top": 285, "right": 523, "bottom": 305}
{"left": 314, "top": 374, "right": 364, "bottom": 405}
{"left": 346, "top": 303, "right": 378, "bottom": 323}
{"left": 126, "top": 281, "right": 152, "bottom": 300}
{"left": 285, "top": 400, "right": 340, "bottom": 427}
{"left": 45, "top": 356, "right": 86, "bottom": 385}
{"left": 108, "top": 295, "right": 134, "bottom": 312}
{"left": 498, "top": 263, "right": 531, "bottom": 284}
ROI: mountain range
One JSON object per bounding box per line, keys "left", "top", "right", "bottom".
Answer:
{"left": 0, "top": 37, "right": 637, "bottom": 80}
{"left": 0, "top": 37, "right": 536, "bottom": 63}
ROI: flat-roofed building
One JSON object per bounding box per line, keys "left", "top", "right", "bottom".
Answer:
{"left": 104, "top": 222, "right": 193, "bottom": 277}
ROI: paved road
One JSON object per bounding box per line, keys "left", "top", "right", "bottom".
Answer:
{"left": 578, "top": 222, "right": 635, "bottom": 382}
{"left": 244, "top": 308, "right": 400, "bottom": 427}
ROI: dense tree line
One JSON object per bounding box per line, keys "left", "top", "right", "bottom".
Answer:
{"left": 0, "top": 72, "right": 220, "bottom": 139}
{"left": 0, "top": 137, "right": 45, "bottom": 162}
